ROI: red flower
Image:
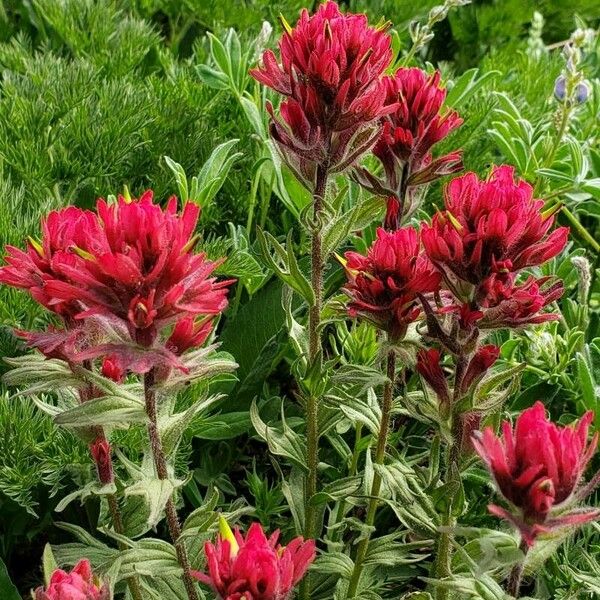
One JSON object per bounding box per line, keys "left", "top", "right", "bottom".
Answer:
{"left": 460, "top": 344, "right": 500, "bottom": 394}
{"left": 89, "top": 438, "right": 114, "bottom": 485}
{"left": 250, "top": 1, "right": 394, "bottom": 188}
{"left": 343, "top": 227, "right": 441, "bottom": 340}
{"left": 166, "top": 316, "right": 214, "bottom": 355}
{"left": 1, "top": 192, "right": 234, "bottom": 364}
{"left": 34, "top": 559, "right": 108, "bottom": 600}
{"left": 416, "top": 348, "right": 450, "bottom": 410}
{"left": 353, "top": 69, "right": 462, "bottom": 229}
{"left": 375, "top": 69, "right": 462, "bottom": 169}
{"left": 477, "top": 275, "right": 564, "bottom": 329}
{"left": 101, "top": 356, "right": 125, "bottom": 383}
{"left": 422, "top": 166, "right": 569, "bottom": 297}
{"left": 0, "top": 207, "right": 100, "bottom": 317}
{"left": 193, "top": 518, "right": 315, "bottom": 600}
{"left": 472, "top": 401, "right": 600, "bottom": 546}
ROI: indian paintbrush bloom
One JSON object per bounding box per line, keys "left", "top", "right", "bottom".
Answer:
{"left": 476, "top": 274, "right": 565, "bottom": 329}
{"left": 354, "top": 68, "right": 463, "bottom": 229}
{"left": 250, "top": 1, "right": 395, "bottom": 188}
{"left": 89, "top": 438, "right": 114, "bottom": 485}
{"left": 342, "top": 227, "right": 441, "bottom": 341}
{"left": 472, "top": 401, "right": 600, "bottom": 546}
{"left": 0, "top": 191, "right": 233, "bottom": 372}
{"left": 459, "top": 344, "right": 500, "bottom": 394}
{"left": 421, "top": 165, "right": 568, "bottom": 300}
{"left": 416, "top": 348, "right": 450, "bottom": 410}
{"left": 193, "top": 517, "right": 315, "bottom": 600}
{"left": 34, "top": 559, "right": 109, "bottom": 600}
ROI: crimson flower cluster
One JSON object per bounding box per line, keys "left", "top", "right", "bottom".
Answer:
{"left": 473, "top": 402, "right": 600, "bottom": 546}
{"left": 34, "top": 560, "right": 108, "bottom": 600}
{"left": 422, "top": 165, "right": 568, "bottom": 328}
{"left": 193, "top": 519, "right": 315, "bottom": 600}
{"left": 355, "top": 68, "right": 463, "bottom": 229}
{"left": 342, "top": 227, "right": 441, "bottom": 341}
{"left": 0, "top": 191, "right": 233, "bottom": 373}
{"left": 250, "top": 1, "right": 394, "bottom": 188}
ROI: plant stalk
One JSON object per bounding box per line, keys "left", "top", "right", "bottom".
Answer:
{"left": 300, "top": 162, "right": 329, "bottom": 600}
{"left": 81, "top": 366, "right": 144, "bottom": 600}
{"left": 346, "top": 349, "right": 397, "bottom": 598}
{"left": 507, "top": 541, "right": 529, "bottom": 597}
{"left": 144, "top": 371, "right": 199, "bottom": 600}
{"left": 432, "top": 350, "right": 467, "bottom": 600}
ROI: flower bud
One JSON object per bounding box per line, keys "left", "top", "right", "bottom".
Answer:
{"left": 575, "top": 81, "right": 590, "bottom": 104}
{"left": 554, "top": 75, "right": 567, "bottom": 102}
{"left": 416, "top": 348, "right": 451, "bottom": 411}
{"left": 34, "top": 559, "right": 108, "bottom": 600}
{"left": 90, "top": 438, "right": 114, "bottom": 485}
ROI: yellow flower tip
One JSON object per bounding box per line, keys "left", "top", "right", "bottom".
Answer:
{"left": 375, "top": 18, "right": 392, "bottom": 32}
{"left": 71, "top": 246, "right": 96, "bottom": 262}
{"left": 219, "top": 515, "right": 240, "bottom": 557}
{"left": 542, "top": 202, "right": 563, "bottom": 220}
{"left": 334, "top": 252, "right": 347, "bottom": 268}
{"left": 279, "top": 13, "right": 293, "bottom": 35}
{"left": 28, "top": 236, "right": 45, "bottom": 258}
{"left": 182, "top": 233, "right": 200, "bottom": 254}
{"left": 122, "top": 185, "right": 132, "bottom": 204}
{"left": 445, "top": 211, "right": 464, "bottom": 233}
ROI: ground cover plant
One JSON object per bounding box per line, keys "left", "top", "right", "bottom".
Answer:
{"left": 0, "top": 0, "right": 599, "bottom": 598}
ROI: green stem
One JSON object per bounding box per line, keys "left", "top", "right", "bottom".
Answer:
{"left": 561, "top": 205, "right": 600, "bottom": 252}
{"left": 507, "top": 541, "right": 529, "bottom": 597}
{"left": 432, "top": 351, "right": 467, "bottom": 600}
{"left": 331, "top": 423, "right": 363, "bottom": 543}
{"left": 346, "top": 350, "right": 397, "bottom": 598}
{"left": 300, "top": 163, "right": 329, "bottom": 600}
{"left": 144, "top": 371, "right": 199, "bottom": 600}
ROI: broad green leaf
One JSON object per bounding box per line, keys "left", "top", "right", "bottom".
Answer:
{"left": 0, "top": 558, "right": 19, "bottom": 600}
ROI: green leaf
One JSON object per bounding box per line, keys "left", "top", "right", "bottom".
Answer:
{"left": 312, "top": 552, "right": 354, "bottom": 578}
{"left": 0, "top": 557, "right": 20, "bottom": 600}
{"left": 256, "top": 229, "right": 314, "bottom": 304}
{"left": 42, "top": 544, "right": 58, "bottom": 587}
{"left": 576, "top": 351, "right": 598, "bottom": 415}
{"left": 250, "top": 400, "right": 308, "bottom": 472}
{"left": 125, "top": 478, "right": 182, "bottom": 530}
{"left": 219, "top": 279, "right": 288, "bottom": 405}
{"left": 446, "top": 69, "right": 500, "bottom": 108}
{"left": 54, "top": 394, "right": 146, "bottom": 427}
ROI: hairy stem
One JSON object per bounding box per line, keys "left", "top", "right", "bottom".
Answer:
{"left": 346, "top": 350, "right": 397, "bottom": 598}
{"left": 432, "top": 350, "right": 468, "bottom": 600}
{"left": 81, "top": 365, "right": 143, "bottom": 600}
{"left": 144, "top": 371, "right": 199, "bottom": 600}
{"left": 300, "top": 163, "right": 329, "bottom": 600}
{"left": 507, "top": 541, "right": 529, "bottom": 597}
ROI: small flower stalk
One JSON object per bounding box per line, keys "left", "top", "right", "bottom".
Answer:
{"left": 34, "top": 560, "right": 109, "bottom": 600}
{"left": 193, "top": 517, "right": 316, "bottom": 600}
{"left": 354, "top": 68, "right": 463, "bottom": 228}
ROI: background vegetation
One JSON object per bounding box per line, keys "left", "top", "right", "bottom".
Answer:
{"left": 0, "top": 0, "right": 598, "bottom": 596}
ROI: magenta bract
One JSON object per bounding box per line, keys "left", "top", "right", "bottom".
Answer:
{"left": 473, "top": 401, "right": 600, "bottom": 546}
{"left": 193, "top": 522, "right": 315, "bottom": 600}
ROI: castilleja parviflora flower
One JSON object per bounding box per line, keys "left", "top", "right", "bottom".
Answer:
{"left": 193, "top": 517, "right": 315, "bottom": 600}
{"left": 250, "top": 1, "right": 395, "bottom": 189}
{"left": 472, "top": 401, "right": 600, "bottom": 547}
{"left": 355, "top": 67, "right": 463, "bottom": 229}
{"left": 421, "top": 165, "right": 568, "bottom": 326}
{"left": 0, "top": 191, "right": 233, "bottom": 372}
{"left": 342, "top": 227, "right": 441, "bottom": 341}
{"left": 34, "top": 559, "right": 109, "bottom": 600}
